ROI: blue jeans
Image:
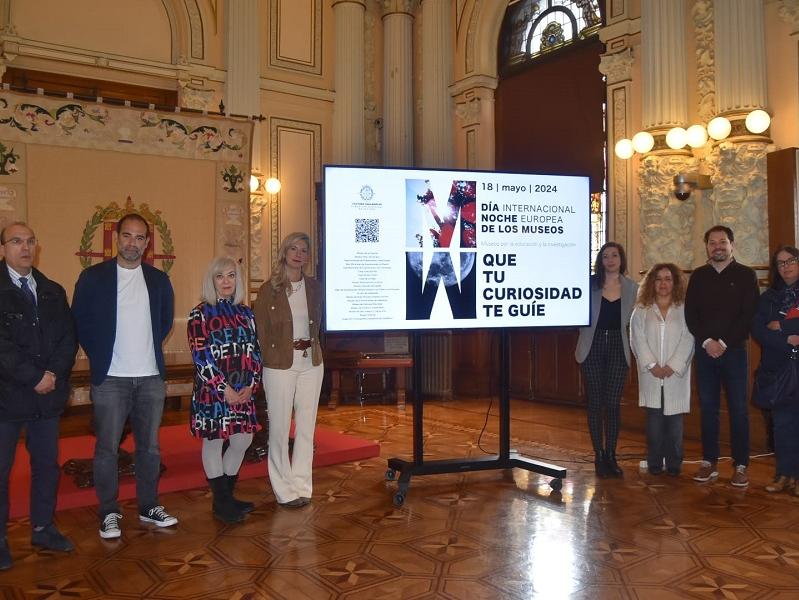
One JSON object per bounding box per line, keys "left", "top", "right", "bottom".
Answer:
{"left": 645, "top": 392, "right": 684, "bottom": 473}
{"left": 695, "top": 345, "right": 749, "bottom": 466}
{"left": 92, "top": 376, "right": 165, "bottom": 517}
{"left": 772, "top": 403, "right": 799, "bottom": 478}
{"left": 0, "top": 417, "right": 60, "bottom": 535}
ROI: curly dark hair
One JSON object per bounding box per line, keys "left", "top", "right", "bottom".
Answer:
{"left": 637, "top": 263, "right": 686, "bottom": 307}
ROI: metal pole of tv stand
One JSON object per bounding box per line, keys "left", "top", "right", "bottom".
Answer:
{"left": 385, "top": 329, "right": 567, "bottom": 506}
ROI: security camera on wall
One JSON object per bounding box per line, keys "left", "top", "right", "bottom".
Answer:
{"left": 673, "top": 172, "right": 712, "bottom": 201}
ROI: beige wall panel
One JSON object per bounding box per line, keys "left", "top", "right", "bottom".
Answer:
{"left": 765, "top": 2, "right": 799, "bottom": 149}
{"left": 275, "top": 126, "right": 316, "bottom": 259}
{"left": 25, "top": 144, "right": 215, "bottom": 357}
{"left": 276, "top": 0, "right": 314, "bottom": 66}
{"left": 13, "top": 0, "right": 172, "bottom": 63}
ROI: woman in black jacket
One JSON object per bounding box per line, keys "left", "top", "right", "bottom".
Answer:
{"left": 752, "top": 245, "right": 799, "bottom": 496}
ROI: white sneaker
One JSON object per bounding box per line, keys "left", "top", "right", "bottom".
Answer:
{"left": 99, "top": 513, "right": 122, "bottom": 539}
{"left": 139, "top": 505, "right": 178, "bottom": 527}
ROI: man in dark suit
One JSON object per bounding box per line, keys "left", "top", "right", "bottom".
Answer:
{"left": 72, "top": 213, "right": 176, "bottom": 539}
{"left": 0, "top": 222, "right": 77, "bottom": 570}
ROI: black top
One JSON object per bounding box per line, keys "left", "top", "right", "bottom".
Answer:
{"left": 685, "top": 259, "right": 760, "bottom": 348}
{"left": 596, "top": 296, "right": 621, "bottom": 330}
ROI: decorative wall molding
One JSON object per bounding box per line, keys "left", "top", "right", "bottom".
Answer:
{"left": 705, "top": 141, "right": 770, "bottom": 265}
{"left": 0, "top": 89, "right": 250, "bottom": 162}
{"left": 454, "top": 93, "right": 480, "bottom": 126}
{"left": 610, "top": 85, "right": 629, "bottom": 249}
{"left": 777, "top": 0, "right": 799, "bottom": 32}
{"left": 693, "top": 0, "right": 715, "bottom": 122}
{"left": 638, "top": 154, "right": 695, "bottom": 269}
{"left": 598, "top": 48, "right": 633, "bottom": 85}
{"left": 249, "top": 194, "right": 269, "bottom": 281}
{"left": 465, "top": 0, "right": 481, "bottom": 74}
{"left": 381, "top": 0, "right": 417, "bottom": 15}
{"left": 184, "top": 0, "right": 205, "bottom": 60}
{"left": 269, "top": 0, "right": 322, "bottom": 75}
{"left": 268, "top": 117, "right": 322, "bottom": 266}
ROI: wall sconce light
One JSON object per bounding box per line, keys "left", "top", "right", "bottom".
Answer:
{"left": 249, "top": 174, "right": 261, "bottom": 193}
{"left": 614, "top": 109, "right": 771, "bottom": 159}
{"left": 264, "top": 177, "right": 282, "bottom": 194}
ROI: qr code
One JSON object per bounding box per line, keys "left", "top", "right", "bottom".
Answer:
{"left": 355, "top": 218, "right": 379, "bottom": 243}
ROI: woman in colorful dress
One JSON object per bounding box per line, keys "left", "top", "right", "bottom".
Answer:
{"left": 188, "top": 256, "right": 262, "bottom": 523}
{"left": 254, "top": 232, "right": 323, "bottom": 508}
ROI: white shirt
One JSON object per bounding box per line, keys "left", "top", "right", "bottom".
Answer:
{"left": 7, "top": 265, "right": 37, "bottom": 299}
{"left": 288, "top": 279, "right": 311, "bottom": 340}
{"left": 108, "top": 265, "right": 159, "bottom": 377}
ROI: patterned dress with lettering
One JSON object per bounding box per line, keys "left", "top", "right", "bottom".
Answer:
{"left": 187, "top": 299, "right": 263, "bottom": 439}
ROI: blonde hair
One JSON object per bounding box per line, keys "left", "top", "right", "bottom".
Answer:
{"left": 269, "top": 232, "right": 311, "bottom": 294}
{"left": 201, "top": 256, "right": 245, "bottom": 305}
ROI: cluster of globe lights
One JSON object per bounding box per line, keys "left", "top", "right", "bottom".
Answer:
{"left": 614, "top": 109, "right": 771, "bottom": 159}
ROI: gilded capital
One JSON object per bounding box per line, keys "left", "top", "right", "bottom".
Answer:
{"left": 598, "top": 48, "right": 633, "bottom": 85}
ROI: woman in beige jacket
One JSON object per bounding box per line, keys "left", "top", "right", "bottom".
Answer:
{"left": 630, "top": 263, "right": 694, "bottom": 476}
{"left": 253, "top": 232, "right": 323, "bottom": 507}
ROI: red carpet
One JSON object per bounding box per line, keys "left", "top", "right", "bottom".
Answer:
{"left": 8, "top": 424, "right": 380, "bottom": 519}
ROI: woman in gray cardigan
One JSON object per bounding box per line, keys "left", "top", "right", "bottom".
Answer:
{"left": 575, "top": 242, "right": 638, "bottom": 478}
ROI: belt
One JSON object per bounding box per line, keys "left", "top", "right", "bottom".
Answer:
{"left": 293, "top": 339, "right": 312, "bottom": 357}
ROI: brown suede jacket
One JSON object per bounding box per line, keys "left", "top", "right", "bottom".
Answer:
{"left": 253, "top": 276, "right": 323, "bottom": 369}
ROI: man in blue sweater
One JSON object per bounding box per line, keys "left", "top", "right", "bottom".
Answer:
{"left": 72, "top": 214, "right": 176, "bottom": 539}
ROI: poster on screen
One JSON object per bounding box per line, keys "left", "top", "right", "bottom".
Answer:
{"left": 323, "top": 165, "right": 591, "bottom": 332}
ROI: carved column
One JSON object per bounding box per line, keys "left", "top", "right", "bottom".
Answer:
{"left": 715, "top": 0, "right": 768, "bottom": 113}
{"left": 598, "top": 49, "right": 634, "bottom": 251}
{"left": 709, "top": 0, "right": 769, "bottom": 266}
{"left": 641, "top": 0, "right": 687, "bottom": 129}
{"left": 382, "top": 1, "right": 415, "bottom": 166}
{"left": 451, "top": 76, "right": 496, "bottom": 171}
{"left": 224, "top": 0, "right": 260, "bottom": 274}
{"left": 420, "top": 0, "right": 453, "bottom": 168}
{"left": 333, "top": 0, "right": 367, "bottom": 164}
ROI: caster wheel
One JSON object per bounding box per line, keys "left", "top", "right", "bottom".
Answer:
{"left": 550, "top": 478, "right": 563, "bottom": 491}
{"left": 385, "top": 469, "right": 396, "bottom": 481}
{"left": 393, "top": 493, "right": 405, "bottom": 507}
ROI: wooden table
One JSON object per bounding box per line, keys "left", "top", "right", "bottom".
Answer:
{"left": 325, "top": 352, "right": 413, "bottom": 410}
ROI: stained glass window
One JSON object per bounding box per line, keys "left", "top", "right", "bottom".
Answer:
{"left": 501, "top": 0, "right": 602, "bottom": 70}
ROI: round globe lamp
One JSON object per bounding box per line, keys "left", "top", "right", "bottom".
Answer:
{"left": 265, "top": 177, "right": 282, "bottom": 194}
{"left": 631, "top": 131, "right": 655, "bottom": 154}
{"left": 707, "top": 117, "right": 731, "bottom": 140}
{"left": 686, "top": 125, "right": 708, "bottom": 148}
{"left": 665, "top": 127, "right": 688, "bottom": 150}
{"left": 745, "top": 110, "right": 770, "bottom": 134}
{"left": 614, "top": 139, "right": 634, "bottom": 160}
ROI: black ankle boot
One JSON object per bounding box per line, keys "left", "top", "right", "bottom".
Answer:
{"left": 594, "top": 452, "right": 609, "bottom": 478}
{"left": 605, "top": 452, "right": 624, "bottom": 478}
{"left": 225, "top": 474, "right": 255, "bottom": 513}
{"left": 208, "top": 477, "right": 245, "bottom": 523}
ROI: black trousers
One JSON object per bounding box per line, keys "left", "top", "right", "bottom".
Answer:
{"left": 0, "top": 416, "right": 60, "bottom": 536}
{"left": 581, "top": 329, "right": 628, "bottom": 456}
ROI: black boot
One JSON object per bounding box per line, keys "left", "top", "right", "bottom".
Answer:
{"left": 594, "top": 452, "right": 609, "bottom": 478}
{"left": 225, "top": 474, "right": 254, "bottom": 513}
{"left": 605, "top": 452, "right": 624, "bottom": 478}
{"left": 208, "top": 477, "right": 245, "bottom": 523}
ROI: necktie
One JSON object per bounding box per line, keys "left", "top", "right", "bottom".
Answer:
{"left": 19, "top": 276, "right": 36, "bottom": 306}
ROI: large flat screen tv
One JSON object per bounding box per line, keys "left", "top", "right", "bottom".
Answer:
{"left": 323, "top": 165, "right": 591, "bottom": 332}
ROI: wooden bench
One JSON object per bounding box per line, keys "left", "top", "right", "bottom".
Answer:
{"left": 325, "top": 352, "right": 413, "bottom": 410}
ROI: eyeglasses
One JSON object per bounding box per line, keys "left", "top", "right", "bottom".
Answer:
{"left": 776, "top": 257, "right": 799, "bottom": 268}
{"left": 3, "top": 237, "right": 36, "bottom": 247}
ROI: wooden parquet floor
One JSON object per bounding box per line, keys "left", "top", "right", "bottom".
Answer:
{"left": 1, "top": 398, "right": 798, "bottom": 599}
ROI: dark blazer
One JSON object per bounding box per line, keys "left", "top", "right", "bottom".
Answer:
{"left": 72, "top": 258, "right": 174, "bottom": 385}
{"left": 0, "top": 261, "right": 77, "bottom": 421}
{"left": 751, "top": 286, "right": 799, "bottom": 374}
{"left": 253, "top": 276, "right": 323, "bottom": 369}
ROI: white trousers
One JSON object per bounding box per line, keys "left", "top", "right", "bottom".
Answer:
{"left": 263, "top": 351, "right": 323, "bottom": 504}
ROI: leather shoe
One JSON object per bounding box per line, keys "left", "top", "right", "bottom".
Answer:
{"left": 31, "top": 524, "right": 74, "bottom": 552}
{"left": 299, "top": 497, "right": 311, "bottom": 505}
{"left": 278, "top": 498, "right": 306, "bottom": 508}
{"left": 0, "top": 537, "right": 11, "bottom": 570}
